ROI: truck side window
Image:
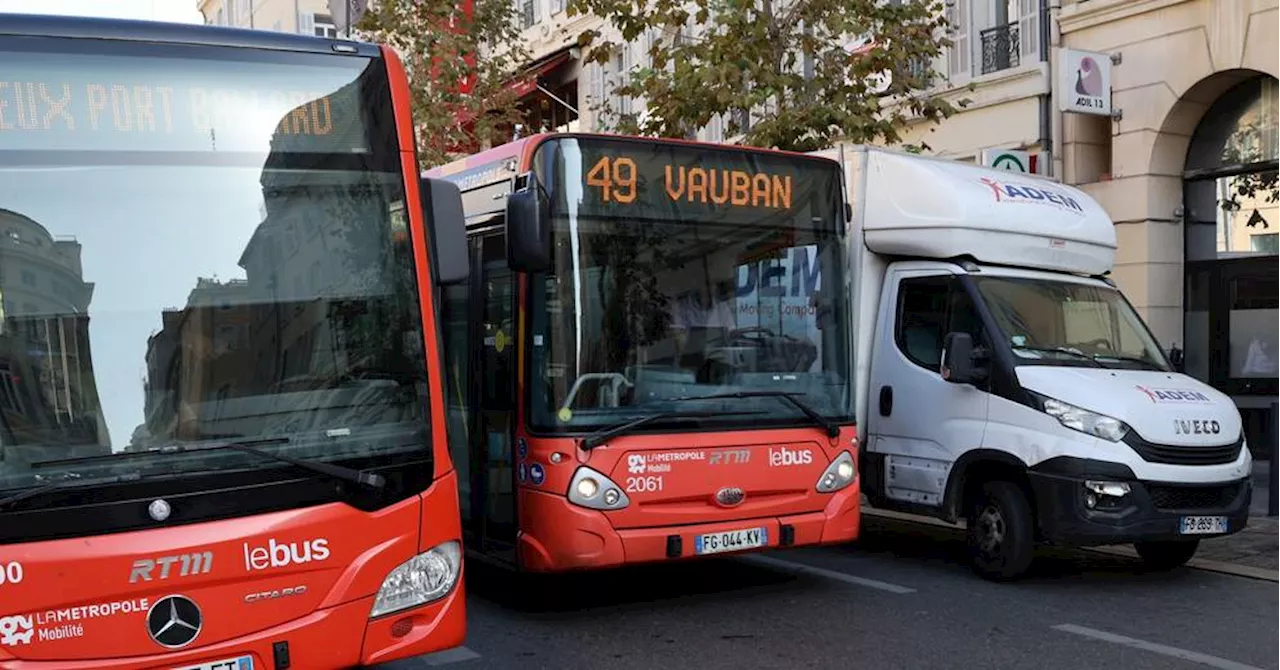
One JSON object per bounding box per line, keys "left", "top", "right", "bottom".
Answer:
{"left": 895, "top": 276, "right": 951, "bottom": 370}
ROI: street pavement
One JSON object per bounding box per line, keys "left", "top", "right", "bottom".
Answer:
{"left": 390, "top": 513, "right": 1279, "bottom": 670}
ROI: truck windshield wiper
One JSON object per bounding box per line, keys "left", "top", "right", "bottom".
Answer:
{"left": 31, "top": 437, "right": 385, "bottom": 490}
{"left": 1090, "top": 353, "right": 1165, "bottom": 370}
{"left": 1013, "top": 345, "right": 1103, "bottom": 367}
{"left": 666, "top": 391, "right": 842, "bottom": 438}
{"left": 580, "top": 410, "right": 762, "bottom": 451}
{"left": 0, "top": 472, "right": 143, "bottom": 511}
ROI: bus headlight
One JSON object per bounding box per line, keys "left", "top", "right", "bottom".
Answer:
{"left": 369, "top": 541, "right": 461, "bottom": 619}
{"left": 567, "top": 466, "right": 630, "bottom": 510}
{"left": 815, "top": 451, "right": 857, "bottom": 493}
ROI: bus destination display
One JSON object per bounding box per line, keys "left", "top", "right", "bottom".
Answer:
{"left": 0, "top": 52, "right": 370, "bottom": 155}
{"left": 566, "top": 138, "right": 839, "bottom": 228}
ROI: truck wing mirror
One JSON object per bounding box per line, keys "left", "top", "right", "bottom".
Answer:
{"left": 506, "top": 173, "right": 552, "bottom": 274}
{"left": 941, "top": 332, "right": 976, "bottom": 385}
{"left": 421, "top": 177, "right": 468, "bottom": 286}
{"left": 1167, "top": 344, "right": 1186, "bottom": 373}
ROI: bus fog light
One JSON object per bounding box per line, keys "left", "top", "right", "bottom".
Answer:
{"left": 370, "top": 541, "right": 461, "bottom": 619}
{"left": 815, "top": 451, "right": 857, "bottom": 494}
{"left": 576, "top": 477, "right": 600, "bottom": 498}
{"left": 568, "top": 466, "right": 630, "bottom": 510}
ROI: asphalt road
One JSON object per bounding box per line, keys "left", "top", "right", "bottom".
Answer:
{"left": 387, "top": 516, "right": 1279, "bottom": 670}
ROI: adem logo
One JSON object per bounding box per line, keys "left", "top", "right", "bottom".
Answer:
{"left": 769, "top": 447, "right": 813, "bottom": 467}
{"left": 243, "top": 538, "right": 330, "bottom": 571}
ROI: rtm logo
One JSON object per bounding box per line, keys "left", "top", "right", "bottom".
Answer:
{"left": 243, "top": 538, "right": 330, "bottom": 571}
{"left": 769, "top": 447, "right": 813, "bottom": 467}
{"left": 708, "top": 449, "right": 751, "bottom": 466}
{"left": 128, "top": 552, "right": 213, "bottom": 583}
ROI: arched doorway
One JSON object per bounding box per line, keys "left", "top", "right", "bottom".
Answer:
{"left": 1182, "top": 73, "right": 1278, "bottom": 457}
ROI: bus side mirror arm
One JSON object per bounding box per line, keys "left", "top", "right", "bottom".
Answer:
{"left": 506, "top": 173, "right": 552, "bottom": 274}
{"left": 422, "top": 177, "right": 469, "bottom": 285}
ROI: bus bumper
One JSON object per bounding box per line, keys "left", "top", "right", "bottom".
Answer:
{"left": 0, "top": 587, "right": 465, "bottom": 670}
{"left": 517, "top": 484, "right": 860, "bottom": 572}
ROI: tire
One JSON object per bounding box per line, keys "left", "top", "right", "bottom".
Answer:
{"left": 966, "top": 480, "right": 1036, "bottom": 581}
{"left": 1134, "top": 540, "right": 1200, "bottom": 571}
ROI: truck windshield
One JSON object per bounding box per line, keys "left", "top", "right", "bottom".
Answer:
{"left": 528, "top": 137, "right": 853, "bottom": 431}
{"left": 0, "top": 39, "right": 429, "bottom": 495}
{"left": 974, "top": 276, "right": 1171, "bottom": 371}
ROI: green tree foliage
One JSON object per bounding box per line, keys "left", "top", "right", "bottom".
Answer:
{"left": 567, "top": 0, "right": 968, "bottom": 152}
{"left": 356, "top": 0, "right": 534, "bottom": 168}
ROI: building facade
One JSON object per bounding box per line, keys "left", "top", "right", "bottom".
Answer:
{"left": 1057, "top": 0, "right": 1277, "bottom": 456}
{"left": 197, "top": 0, "right": 342, "bottom": 37}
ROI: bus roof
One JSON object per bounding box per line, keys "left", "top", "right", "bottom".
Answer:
{"left": 0, "top": 11, "right": 384, "bottom": 58}
{"left": 422, "top": 132, "right": 837, "bottom": 191}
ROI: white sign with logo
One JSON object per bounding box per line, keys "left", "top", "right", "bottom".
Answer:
{"left": 981, "top": 149, "right": 1043, "bottom": 175}
{"left": 1059, "top": 49, "right": 1112, "bottom": 116}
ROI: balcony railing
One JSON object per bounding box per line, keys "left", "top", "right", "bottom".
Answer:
{"left": 979, "top": 23, "right": 1020, "bottom": 75}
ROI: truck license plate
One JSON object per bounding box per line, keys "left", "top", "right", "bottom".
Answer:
{"left": 172, "top": 656, "right": 253, "bottom": 670}
{"left": 1179, "top": 515, "right": 1228, "bottom": 535}
{"left": 695, "top": 527, "right": 768, "bottom": 555}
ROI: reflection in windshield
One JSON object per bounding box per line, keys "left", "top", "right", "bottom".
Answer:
{"left": 975, "top": 276, "right": 1170, "bottom": 370}
{"left": 529, "top": 140, "right": 853, "bottom": 430}
{"left": 0, "top": 40, "right": 429, "bottom": 492}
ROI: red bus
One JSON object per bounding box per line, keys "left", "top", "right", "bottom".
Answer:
{"left": 424, "top": 133, "right": 859, "bottom": 573}
{"left": 0, "top": 13, "right": 469, "bottom": 669}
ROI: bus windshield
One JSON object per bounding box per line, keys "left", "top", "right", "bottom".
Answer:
{"left": 528, "top": 137, "right": 853, "bottom": 431}
{"left": 0, "top": 38, "right": 429, "bottom": 495}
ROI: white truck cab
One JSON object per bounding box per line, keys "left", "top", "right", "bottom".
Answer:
{"left": 816, "top": 144, "right": 1254, "bottom": 580}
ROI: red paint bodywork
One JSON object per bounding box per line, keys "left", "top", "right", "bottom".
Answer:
{"left": 0, "top": 48, "right": 466, "bottom": 669}
{"left": 427, "top": 132, "right": 862, "bottom": 574}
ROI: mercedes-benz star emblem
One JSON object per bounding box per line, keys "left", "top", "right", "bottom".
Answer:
{"left": 714, "top": 487, "right": 746, "bottom": 508}
{"left": 148, "top": 499, "right": 172, "bottom": 522}
{"left": 146, "top": 595, "right": 202, "bottom": 648}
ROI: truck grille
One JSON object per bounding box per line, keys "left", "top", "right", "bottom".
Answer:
{"left": 1147, "top": 482, "right": 1241, "bottom": 511}
{"left": 1124, "top": 434, "right": 1243, "bottom": 466}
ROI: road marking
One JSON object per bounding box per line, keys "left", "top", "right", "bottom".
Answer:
{"left": 1052, "top": 624, "right": 1264, "bottom": 670}
{"left": 424, "top": 647, "right": 482, "bottom": 666}
{"left": 376, "top": 646, "right": 481, "bottom": 667}
{"left": 736, "top": 555, "right": 916, "bottom": 594}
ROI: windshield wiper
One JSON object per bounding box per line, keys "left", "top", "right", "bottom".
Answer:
{"left": 0, "top": 472, "right": 143, "bottom": 511}
{"left": 1013, "top": 345, "right": 1103, "bottom": 367}
{"left": 1090, "top": 353, "right": 1165, "bottom": 370}
{"left": 580, "top": 410, "right": 762, "bottom": 450}
{"left": 666, "top": 391, "right": 842, "bottom": 438}
{"left": 31, "top": 437, "right": 385, "bottom": 490}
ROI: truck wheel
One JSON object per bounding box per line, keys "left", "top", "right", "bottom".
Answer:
{"left": 966, "top": 480, "right": 1035, "bottom": 582}
{"left": 1134, "top": 540, "right": 1200, "bottom": 571}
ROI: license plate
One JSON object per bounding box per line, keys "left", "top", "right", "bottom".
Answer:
{"left": 694, "top": 527, "right": 768, "bottom": 555}
{"left": 172, "top": 656, "right": 253, "bottom": 670}
{"left": 1179, "top": 515, "right": 1228, "bottom": 535}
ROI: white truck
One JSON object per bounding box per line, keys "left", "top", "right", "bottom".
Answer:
{"left": 813, "top": 144, "right": 1254, "bottom": 580}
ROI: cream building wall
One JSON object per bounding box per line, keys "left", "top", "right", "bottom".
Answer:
{"left": 198, "top": 0, "right": 338, "bottom": 36}
{"left": 1057, "top": 0, "right": 1278, "bottom": 346}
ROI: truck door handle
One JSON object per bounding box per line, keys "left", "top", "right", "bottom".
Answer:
{"left": 879, "top": 385, "right": 893, "bottom": 416}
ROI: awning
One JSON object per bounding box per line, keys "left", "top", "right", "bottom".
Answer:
{"left": 508, "top": 48, "right": 574, "bottom": 98}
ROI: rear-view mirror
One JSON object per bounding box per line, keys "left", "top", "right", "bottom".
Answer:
{"left": 941, "top": 332, "right": 976, "bottom": 385}
{"left": 421, "top": 177, "right": 468, "bottom": 286}
{"left": 1167, "top": 344, "right": 1186, "bottom": 373}
{"left": 506, "top": 174, "right": 551, "bottom": 274}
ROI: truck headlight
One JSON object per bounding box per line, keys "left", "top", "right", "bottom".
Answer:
{"left": 815, "top": 450, "right": 857, "bottom": 493}
{"left": 1034, "top": 393, "right": 1129, "bottom": 442}
{"left": 567, "top": 466, "right": 630, "bottom": 510}
{"left": 369, "top": 541, "right": 461, "bottom": 619}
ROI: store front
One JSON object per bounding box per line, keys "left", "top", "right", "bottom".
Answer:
{"left": 1181, "top": 73, "right": 1278, "bottom": 457}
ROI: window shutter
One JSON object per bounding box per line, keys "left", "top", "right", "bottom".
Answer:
{"left": 298, "top": 11, "right": 316, "bottom": 36}
{"left": 946, "top": 0, "right": 970, "bottom": 79}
